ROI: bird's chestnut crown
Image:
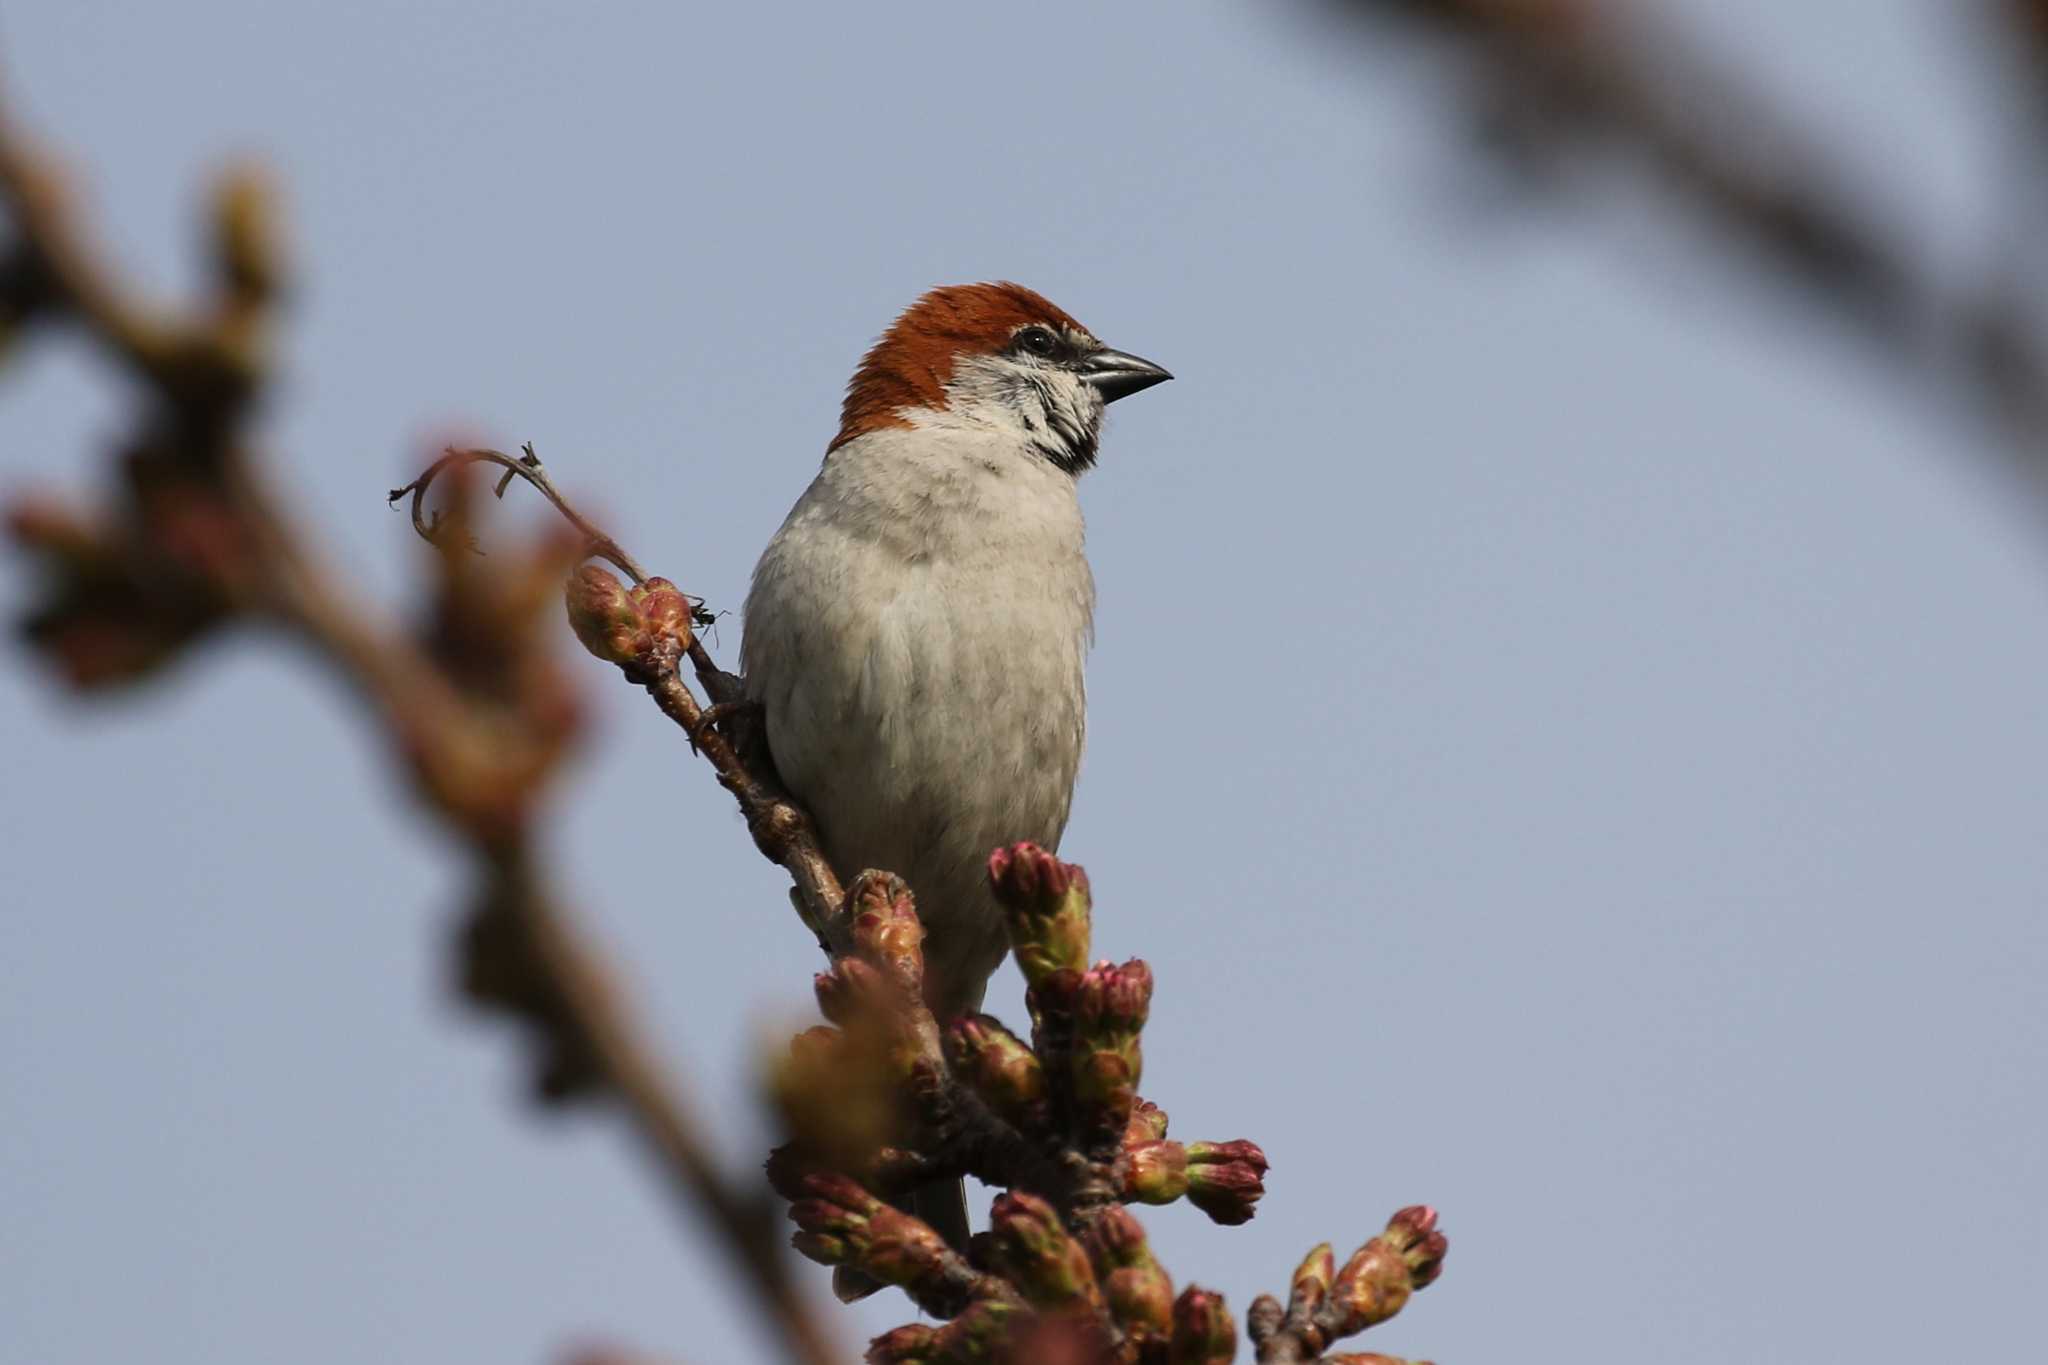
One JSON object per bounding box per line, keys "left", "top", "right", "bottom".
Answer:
{"left": 832, "top": 282, "right": 1170, "bottom": 474}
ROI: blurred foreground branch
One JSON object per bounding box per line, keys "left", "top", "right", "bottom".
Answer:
{"left": 0, "top": 80, "right": 840, "bottom": 1365}
{"left": 1325, "top": 0, "right": 2048, "bottom": 496}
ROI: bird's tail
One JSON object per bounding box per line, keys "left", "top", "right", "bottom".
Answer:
{"left": 830, "top": 1176, "right": 970, "bottom": 1303}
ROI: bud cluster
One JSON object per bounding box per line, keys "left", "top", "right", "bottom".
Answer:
{"left": 864, "top": 1299, "right": 1025, "bottom": 1365}
{"left": 7, "top": 454, "right": 245, "bottom": 691}
{"left": 767, "top": 840, "right": 1442, "bottom": 1363}
{"left": 1170, "top": 1286, "right": 1237, "bottom": 1365}
{"left": 564, "top": 565, "right": 695, "bottom": 671}
{"left": 788, "top": 1173, "right": 959, "bottom": 1296}
{"left": 1248, "top": 1206, "right": 1450, "bottom": 1362}
{"left": 1120, "top": 1102, "right": 1269, "bottom": 1227}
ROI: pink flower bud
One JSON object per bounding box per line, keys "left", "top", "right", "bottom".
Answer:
{"left": 1093, "top": 1207, "right": 1173, "bottom": 1343}
{"left": 865, "top": 1301, "right": 1029, "bottom": 1364}
{"left": 1078, "top": 958, "right": 1153, "bottom": 1034}
{"left": 1071, "top": 958, "right": 1154, "bottom": 1127}
{"left": 1323, "top": 1207, "right": 1447, "bottom": 1337}
{"left": 787, "top": 1172, "right": 880, "bottom": 1267}
{"left": 944, "top": 1014, "right": 1048, "bottom": 1127}
{"left": 1169, "top": 1285, "right": 1237, "bottom": 1365}
{"left": 1382, "top": 1205, "right": 1447, "bottom": 1287}
{"left": 859, "top": 1205, "right": 952, "bottom": 1287}
{"left": 1122, "top": 1139, "right": 1191, "bottom": 1204}
{"left": 1125, "top": 1099, "right": 1171, "bottom": 1144}
{"left": 628, "top": 576, "right": 694, "bottom": 653}
{"left": 814, "top": 958, "right": 890, "bottom": 1027}
{"left": 1092, "top": 1204, "right": 1151, "bottom": 1265}
{"left": 987, "top": 842, "right": 1093, "bottom": 983}
{"left": 1184, "top": 1140, "right": 1269, "bottom": 1226}
{"left": 987, "top": 841, "right": 1073, "bottom": 900}
{"left": 988, "top": 1191, "right": 1100, "bottom": 1311}
{"left": 563, "top": 564, "right": 644, "bottom": 666}
{"left": 864, "top": 1324, "right": 937, "bottom": 1365}
{"left": 847, "top": 872, "right": 926, "bottom": 989}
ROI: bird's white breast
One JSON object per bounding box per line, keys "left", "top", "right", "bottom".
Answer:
{"left": 741, "top": 421, "right": 1094, "bottom": 1013}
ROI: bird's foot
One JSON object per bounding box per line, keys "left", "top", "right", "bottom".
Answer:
{"left": 687, "top": 697, "right": 762, "bottom": 755}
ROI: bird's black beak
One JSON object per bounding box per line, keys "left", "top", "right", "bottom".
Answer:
{"left": 1080, "top": 347, "right": 1173, "bottom": 403}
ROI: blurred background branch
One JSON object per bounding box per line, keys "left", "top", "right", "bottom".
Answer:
{"left": 1318, "top": 0, "right": 2048, "bottom": 502}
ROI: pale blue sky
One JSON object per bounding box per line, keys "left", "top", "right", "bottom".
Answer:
{"left": 4, "top": 3, "right": 2044, "bottom": 1362}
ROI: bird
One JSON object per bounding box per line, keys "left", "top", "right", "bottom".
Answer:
{"left": 740, "top": 282, "right": 1171, "bottom": 1279}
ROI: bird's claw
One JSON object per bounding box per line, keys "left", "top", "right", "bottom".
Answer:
{"left": 689, "top": 697, "right": 762, "bottom": 754}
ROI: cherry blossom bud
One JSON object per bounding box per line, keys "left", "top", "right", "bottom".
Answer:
{"left": 988, "top": 842, "right": 1093, "bottom": 983}
{"left": 1382, "top": 1205, "right": 1448, "bottom": 1289}
{"left": 628, "top": 576, "right": 693, "bottom": 654}
{"left": 1287, "top": 1241, "right": 1336, "bottom": 1322}
{"left": 1072, "top": 958, "right": 1152, "bottom": 1128}
{"left": 1125, "top": 1098, "right": 1170, "bottom": 1144}
{"left": 847, "top": 872, "right": 926, "bottom": 990}
{"left": 1325, "top": 1207, "right": 1448, "bottom": 1337}
{"left": 865, "top": 1300, "right": 1027, "bottom": 1365}
{"left": 1123, "top": 1139, "right": 1190, "bottom": 1205}
{"left": 1169, "top": 1285, "right": 1237, "bottom": 1365}
{"left": 863, "top": 1324, "right": 937, "bottom": 1365}
{"left": 1093, "top": 1207, "right": 1173, "bottom": 1344}
{"left": 787, "top": 1172, "right": 880, "bottom": 1266}
{"left": 814, "top": 957, "right": 890, "bottom": 1027}
{"left": 945, "top": 1014, "right": 1049, "bottom": 1129}
{"left": 1184, "top": 1139, "right": 1269, "bottom": 1225}
{"left": 988, "top": 1191, "right": 1099, "bottom": 1311}
{"left": 787, "top": 1173, "right": 950, "bottom": 1290}
{"left": 564, "top": 564, "right": 643, "bottom": 665}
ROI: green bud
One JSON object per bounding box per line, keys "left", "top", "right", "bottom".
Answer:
{"left": 1094, "top": 1207, "right": 1173, "bottom": 1343}
{"left": 945, "top": 1013, "right": 1049, "bottom": 1129}
{"left": 1122, "top": 1139, "right": 1190, "bottom": 1205}
{"left": 987, "top": 842, "right": 1093, "bottom": 983}
{"left": 1169, "top": 1286, "right": 1237, "bottom": 1365}
{"left": 988, "top": 1192, "right": 1100, "bottom": 1311}
{"left": 564, "top": 564, "right": 643, "bottom": 665}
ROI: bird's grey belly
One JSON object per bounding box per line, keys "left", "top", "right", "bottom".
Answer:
{"left": 761, "top": 590, "right": 1084, "bottom": 1015}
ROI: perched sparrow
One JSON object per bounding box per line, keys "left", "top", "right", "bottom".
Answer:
{"left": 741, "top": 282, "right": 1170, "bottom": 1268}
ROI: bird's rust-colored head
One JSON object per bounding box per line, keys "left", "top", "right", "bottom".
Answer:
{"left": 832, "top": 283, "right": 1170, "bottom": 465}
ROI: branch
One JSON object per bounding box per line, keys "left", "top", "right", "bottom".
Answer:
{"left": 542, "top": 518, "right": 845, "bottom": 934}
{"left": 0, "top": 94, "right": 839, "bottom": 1365}
{"left": 1323, "top": 0, "right": 2048, "bottom": 499}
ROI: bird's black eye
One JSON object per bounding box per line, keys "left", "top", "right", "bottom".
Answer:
{"left": 1016, "top": 326, "right": 1059, "bottom": 358}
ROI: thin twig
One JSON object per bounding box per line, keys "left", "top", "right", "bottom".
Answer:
{"left": 389, "top": 445, "right": 745, "bottom": 705}
{"left": 389, "top": 444, "right": 653, "bottom": 584}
